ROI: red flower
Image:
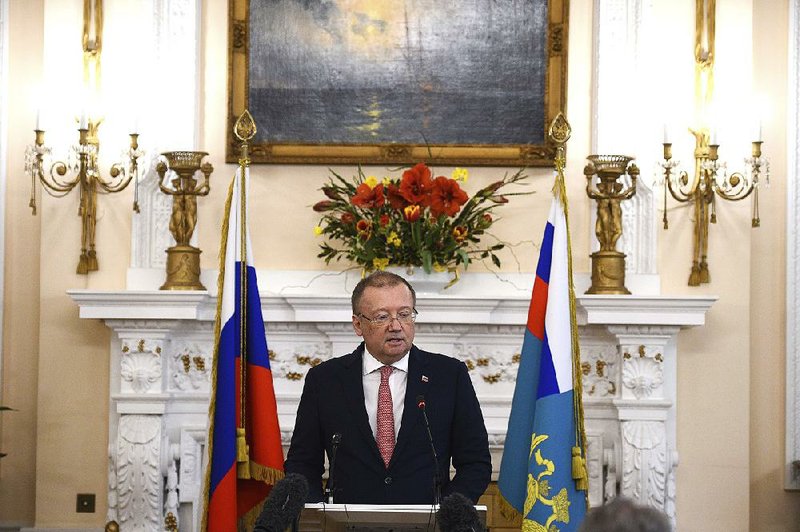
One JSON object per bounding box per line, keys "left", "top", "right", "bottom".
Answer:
{"left": 379, "top": 214, "right": 390, "bottom": 227}
{"left": 356, "top": 219, "right": 371, "bottom": 239}
{"left": 429, "top": 176, "right": 468, "bottom": 217}
{"left": 399, "top": 163, "right": 433, "bottom": 205}
{"left": 351, "top": 183, "right": 385, "bottom": 209}
{"left": 386, "top": 183, "right": 409, "bottom": 210}
{"left": 341, "top": 212, "right": 355, "bottom": 224}
{"left": 404, "top": 205, "right": 421, "bottom": 222}
{"left": 478, "top": 213, "right": 492, "bottom": 229}
{"left": 313, "top": 200, "right": 336, "bottom": 212}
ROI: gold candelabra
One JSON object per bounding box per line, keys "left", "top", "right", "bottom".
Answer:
{"left": 584, "top": 155, "right": 638, "bottom": 294}
{"left": 659, "top": 0, "right": 769, "bottom": 286}
{"left": 24, "top": 0, "right": 143, "bottom": 274}
{"left": 156, "top": 152, "right": 212, "bottom": 290}
{"left": 659, "top": 131, "right": 767, "bottom": 285}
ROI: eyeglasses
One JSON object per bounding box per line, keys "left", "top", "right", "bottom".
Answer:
{"left": 357, "top": 309, "right": 418, "bottom": 326}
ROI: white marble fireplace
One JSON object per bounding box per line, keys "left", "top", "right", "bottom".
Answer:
{"left": 69, "top": 270, "right": 713, "bottom": 531}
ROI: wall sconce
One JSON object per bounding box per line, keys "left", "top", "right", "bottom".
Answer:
{"left": 23, "top": 0, "right": 142, "bottom": 274}
{"left": 658, "top": 130, "right": 767, "bottom": 286}
{"left": 657, "top": 0, "right": 769, "bottom": 286}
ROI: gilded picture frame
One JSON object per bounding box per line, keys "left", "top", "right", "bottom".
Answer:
{"left": 227, "top": 0, "right": 568, "bottom": 166}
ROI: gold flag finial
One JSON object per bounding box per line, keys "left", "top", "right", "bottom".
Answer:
{"left": 548, "top": 112, "right": 571, "bottom": 145}
{"left": 234, "top": 110, "right": 257, "bottom": 166}
{"left": 549, "top": 113, "right": 571, "bottom": 176}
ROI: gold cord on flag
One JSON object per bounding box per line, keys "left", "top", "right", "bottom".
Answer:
{"left": 548, "top": 114, "right": 589, "bottom": 498}
{"left": 199, "top": 147, "right": 239, "bottom": 532}
{"left": 235, "top": 111, "right": 257, "bottom": 479}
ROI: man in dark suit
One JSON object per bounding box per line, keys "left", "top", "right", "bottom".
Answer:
{"left": 284, "top": 271, "right": 492, "bottom": 505}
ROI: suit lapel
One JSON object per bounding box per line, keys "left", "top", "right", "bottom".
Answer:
{"left": 340, "top": 344, "right": 384, "bottom": 465}
{"left": 392, "top": 346, "right": 430, "bottom": 464}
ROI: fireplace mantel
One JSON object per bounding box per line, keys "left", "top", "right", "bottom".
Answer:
{"left": 69, "top": 271, "right": 714, "bottom": 531}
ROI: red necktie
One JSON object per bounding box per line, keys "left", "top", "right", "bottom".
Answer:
{"left": 376, "top": 365, "right": 395, "bottom": 467}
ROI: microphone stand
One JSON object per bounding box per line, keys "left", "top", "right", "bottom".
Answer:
{"left": 326, "top": 433, "right": 342, "bottom": 504}
{"left": 417, "top": 395, "right": 442, "bottom": 506}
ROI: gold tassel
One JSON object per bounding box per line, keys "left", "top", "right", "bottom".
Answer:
{"left": 236, "top": 427, "right": 251, "bottom": 479}
{"left": 572, "top": 446, "right": 588, "bottom": 491}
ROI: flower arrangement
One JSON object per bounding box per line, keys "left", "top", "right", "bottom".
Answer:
{"left": 313, "top": 162, "right": 529, "bottom": 274}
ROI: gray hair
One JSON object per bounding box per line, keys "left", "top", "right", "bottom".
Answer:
{"left": 351, "top": 271, "right": 417, "bottom": 314}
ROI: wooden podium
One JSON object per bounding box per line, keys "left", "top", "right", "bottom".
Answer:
{"left": 298, "top": 503, "right": 488, "bottom": 531}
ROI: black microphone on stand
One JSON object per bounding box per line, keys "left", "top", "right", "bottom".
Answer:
{"left": 416, "top": 394, "right": 441, "bottom": 506}
{"left": 325, "top": 432, "right": 342, "bottom": 504}
{"left": 252, "top": 473, "right": 309, "bottom": 532}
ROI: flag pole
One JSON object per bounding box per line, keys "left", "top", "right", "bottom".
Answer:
{"left": 548, "top": 113, "right": 589, "bottom": 496}
{"left": 234, "top": 110, "right": 257, "bottom": 479}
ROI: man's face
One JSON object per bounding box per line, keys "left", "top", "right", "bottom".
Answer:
{"left": 352, "top": 283, "right": 416, "bottom": 365}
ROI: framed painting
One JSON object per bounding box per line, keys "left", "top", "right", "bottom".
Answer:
{"left": 227, "top": 0, "right": 568, "bottom": 166}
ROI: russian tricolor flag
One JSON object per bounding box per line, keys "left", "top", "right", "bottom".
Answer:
{"left": 498, "top": 182, "right": 587, "bottom": 530}
{"left": 202, "top": 167, "right": 284, "bottom": 531}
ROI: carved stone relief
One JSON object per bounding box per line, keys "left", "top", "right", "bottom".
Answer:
{"left": 116, "top": 415, "right": 163, "bottom": 530}
{"left": 120, "top": 339, "right": 163, "bottom": 394}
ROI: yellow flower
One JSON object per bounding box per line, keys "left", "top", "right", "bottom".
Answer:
{"left": 452, "top": 167, "right": 469, "bottom": 182}
{"left": 313, "top": 225, "right": 323, "bottom": 236}
{"left": 373, "top": 258, "right": 389, "bottom": 270}
{"left": 382, "top": 176, "right": 392, "bottom": 186}
{"left": 364, "top": 175, "right": 378, "bottom": 189}
{"left": 433, "top": 263, "right": 447, "bottom": 272}
{"left": 387, "top": 231, "right": 402, "bottom": 247}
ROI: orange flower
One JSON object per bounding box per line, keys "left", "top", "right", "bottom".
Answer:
{"left": 399, "top": 163, "right": 433, "bottom": 205}
{"left": 403, "top": 204, "right": 421, "bottom": 222}
{"left": 429, "top": 175, "right": 468, "bottom": 217}
{"left": 351, "top": 183, "right": 385, "bottom": 209}
{"left": 452, "top": 226, "right": 468, "bottom": 242}
{"left": 379, "top": 214, "right": 391, "bottom": 227}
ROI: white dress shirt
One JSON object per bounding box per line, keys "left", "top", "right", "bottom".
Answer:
{"left": 363, "top": 349, "right": 409, "bottom": 442}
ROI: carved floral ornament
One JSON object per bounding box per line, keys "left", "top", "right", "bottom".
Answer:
{"left": 120, "top": 339, "right": 162, "bottom": 394}
{"left": 622, "top": 345, "right": 664, "bottom": 399}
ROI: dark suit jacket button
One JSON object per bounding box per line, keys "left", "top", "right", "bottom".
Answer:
{"left": 384, "top": 476, "right": 392, "bottom": 485}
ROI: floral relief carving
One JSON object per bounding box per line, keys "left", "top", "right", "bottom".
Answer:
{"left": 170, "top": 342, "right": 211, "bottom": 391}
{"left": 120, "top": 339, "right": 162, "bottom": 394}
{"left": 621, "top": 346, "right": 664, "bottom": 399}
{"left": 116, "top": 415, "right": 162, "bottom": 530}
{"left": 268, "top": 343, "right": 332, "bottom": 381}
{"left": 582, "top": 344, "right": 619, "bottom": 397}
{"left": 621, "top": 421, "right": 667, "bottom": 509}
{"left": 453, "top": 343, "right": 520, "bottom": 384}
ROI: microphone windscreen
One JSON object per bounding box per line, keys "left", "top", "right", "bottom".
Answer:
{"left": 437, "top": 492, "right": 484, "bottom": 532}
{"left": 253, "top": 473, "right": 309, "bottom": 532}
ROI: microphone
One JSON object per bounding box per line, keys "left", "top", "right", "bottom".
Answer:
{"left": 252, "top": 473, "right": 309, "bottom": 532}
{"left": 416, "top": 394, "right": 441, "bottom": 505}
{"left": 325, "top": 432, "right": 342, "bottom": 504}
{"left": 436, "top": 492, "right": 484, "bottom": 532}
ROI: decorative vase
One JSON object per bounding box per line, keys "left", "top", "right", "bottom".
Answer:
{"left": 386, "top": 266, "right": 458, "bottom": 294}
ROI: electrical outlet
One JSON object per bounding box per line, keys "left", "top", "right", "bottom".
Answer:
{"left": 76, "top": 493, "right": 95, "bottom": 513}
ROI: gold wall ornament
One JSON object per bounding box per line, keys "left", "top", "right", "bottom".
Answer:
{"left": 584, "top": 155, "right": 638, "bottom": 295}
{"left": 156, "top": 151, "right": 212, "bottom": 290}
{"left": 659, "top": 0, "right": 769, "bottom": 286}
{"left": 24, "top": 0, "right": 143, "bottom": 274}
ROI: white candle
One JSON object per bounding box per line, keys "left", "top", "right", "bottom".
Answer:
{"left": 131, "top": 115, "right": 139, "bottom": 134}
{"left": 35, "top": 108, "right": 41, "bottom": 130}
{"left": 709, "top": 129, "right": 718, "bottom": 145}
{"left": 662, "top": 124, "right": 670, "bottom": 144}
{"left": 79, "top": 109, "right": 88, "bottom": 129}
{"left": 755, "top": 121, "right": 763, "bottom": 142}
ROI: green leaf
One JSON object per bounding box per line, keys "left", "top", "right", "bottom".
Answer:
{"left": 491, "top": 253, "right": 501, "bottom": 268}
